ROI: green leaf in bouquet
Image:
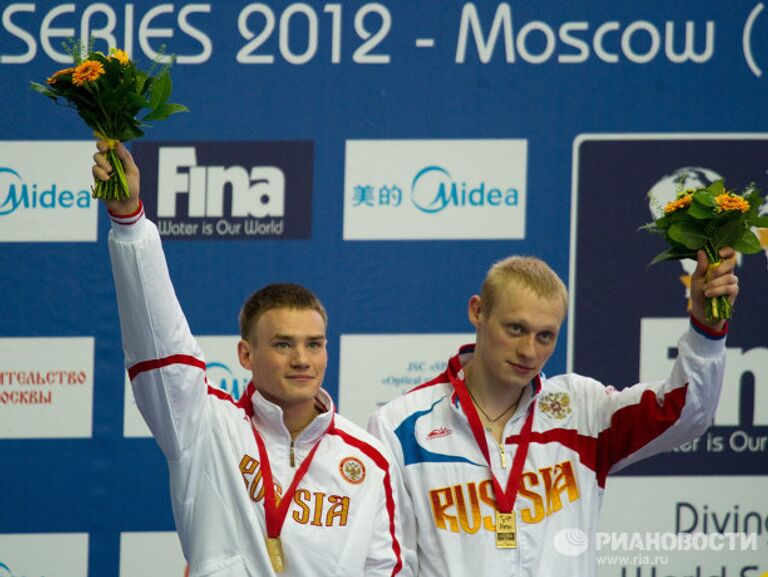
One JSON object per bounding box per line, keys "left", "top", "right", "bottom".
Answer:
{"left": 705, "top": 180, "right": 725, "bottom": 196}
{"left": 711, "top": 207, "right": 744, "bottom": 225}
{"left": 748, "top": 215, "right": 768, "bottom": 227}
{"left": 732, "top": 229, "right": 762, "bottom": 254}
{"left": 744, "top": 184, "right": 763, "bottom": 212}
{"left": 663, "top": 209, "right": 698, "bottom": 228}
{"left": 646, "top": 217, "right": 670, "bottom": 231}
{"left": 135, "top": 71, "right": 151, "bottom": 97}
{"left": 72, "top": 95, "right": 102, "bottom": 114}
{"left": 119, "top": 108, "right": 143, "bottom": 124}
{"left": 90, "top": 50, "right": 110, "bottom": 65}
{"left": 668, "top": 221, "right": 707, "bottom": 249}
{"left": 709, "top": 219, "right": 746, "bottom": 250}
{"left": 649, "top": 246, "right": 697, "bottom": 266}
{"left": 118, "top": 98, "right": 144, "bottom": 119}
{"left": 686, "top": 200, "right": 714, "bottom": 220}
{"left": 76, "top": 110, "right": 104, "bottom": 133}
{"left": 148, "top": 72, "right": 172, "bottom": 109}
{"left": 101, "top": 55, "right": 124, "bottom": 78}
{"left": 126, "top": 90, "right": 150, "bottom": 110}
{"left": 97, "top": 85, "right": 120, "bottom": 109}
{"left": 693, "top": 189, "right": 716, "bottom": 207}
{"left": 115, "top": 123, "right": 145, "bottom": 142}
{"left": 29, "top": 82, "right": 61, "bottom": 100}
{"left": 143, "top": 102, "right": 188, "bottom": 121}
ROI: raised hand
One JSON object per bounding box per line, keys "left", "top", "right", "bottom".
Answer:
{"left": 92, "top": 141, "right": 141, "bottom": 216}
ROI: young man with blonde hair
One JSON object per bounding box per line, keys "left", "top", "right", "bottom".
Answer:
{"left": 479, "top": 256, "right": 569, "bottom": 314}
{"left": 94, "top": 142, "right": 414, "bottom": 577}
{"left": 369, "top": 253, "right": 738, "bottom": 576}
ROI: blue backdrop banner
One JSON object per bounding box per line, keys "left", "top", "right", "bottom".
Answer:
{"left": 1, "top": 2, "right": 767, "bottom": 576}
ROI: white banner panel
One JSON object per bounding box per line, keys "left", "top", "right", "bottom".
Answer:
{"left": 0, "top": 533, "right": 88, "bottom": 577}
{"left": 0, "top": 337, "right": 94, "bottom": 439}
{"left": 596, "top": 476, "right": 768, "bottom": 576}
{"left": 338, "top": 333, "right": 474, "bottom": 428}
{"left": 343, "top": 139, "right": 527, "bottom": 240}
{"left": 124, "top": 335, "right": 251, "bottom": 438}
{"left": 119, "top": 532, "right": 186, "bottom": 577}
{"left": 0, "top": 141, "right": 97, "bottom": 242}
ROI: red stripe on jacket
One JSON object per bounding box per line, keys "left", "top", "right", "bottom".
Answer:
{"left": 505, "top": 385, "right": 689, "bottom": 488}
{"left": 408, "top": 372, "right": 449, "bottom": 394}
{"left": 594, "top": 384, "right": 689, "bottom": 486}
{"left": 329, "top": 426, "right": 404, "bottom": 577}
{"left": 128, "top": 354, "right": 207, "bottom": 380}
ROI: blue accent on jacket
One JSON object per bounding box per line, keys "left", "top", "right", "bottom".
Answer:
{"left": 394, "top": 397, "right": 481, "bottom": 467}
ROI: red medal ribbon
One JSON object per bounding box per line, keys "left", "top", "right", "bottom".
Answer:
{"left": 448, "top": 355, "right": 536, "bottom": 513}
{"left": 251, "top": 414, "right": 335, "bottom": 539}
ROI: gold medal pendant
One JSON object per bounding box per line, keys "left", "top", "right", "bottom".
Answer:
{"left": 266, "top": 537, "right": 285, "bottom": 573}
{"left": 495, "top": 511, "right": 518, "bottom": 549}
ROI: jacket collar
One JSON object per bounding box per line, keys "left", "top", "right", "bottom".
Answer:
{"left": 244, "top": 382, "right": 335, "bottom": 445}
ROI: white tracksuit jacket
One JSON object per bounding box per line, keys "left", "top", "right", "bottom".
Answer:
{"left": 108, "top": 207, "right": 415, "bottom": 577}
{"left": 368, "top": 319, "right": 727, "bottom": 577}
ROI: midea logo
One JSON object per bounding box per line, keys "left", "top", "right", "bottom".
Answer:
{"left": 206, "top": 361, "right": 249, "bottom": 401}
{"left": 0, "top": 560, "right": 31, "bottom": 577}
{"left": 410, "top": 165, "right": 520, "bottom": 214}
{"left": 0, "top": 167, "right": 91, "bottom": 216}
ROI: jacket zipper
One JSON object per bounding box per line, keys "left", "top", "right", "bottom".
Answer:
{"left": 498, "top": 442, "right": 507, "bottom": 468}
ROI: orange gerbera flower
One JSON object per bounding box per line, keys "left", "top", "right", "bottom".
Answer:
{"left": 47, "top": 67, "right": 75, "bottom": 85}
{"left": 664, "top": 194, "right": 693, "bottom": 214}
{"left": 110, "top": 49, "right": 130, "bottom": 65}
{"left": 72, "top": 60, "right": 105, "bottom": 86}
{"left": 715, "top": 193, "right": 750, "bottom": 213}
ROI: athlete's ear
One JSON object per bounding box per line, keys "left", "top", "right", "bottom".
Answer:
{"left": 237, "top": 339, "right": 253, "bottom": 371}
{"left": 468, "top": 295, "right": 483, "bottom": 328}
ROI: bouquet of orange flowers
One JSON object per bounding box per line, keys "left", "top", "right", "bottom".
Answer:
{"left": 642, "top": 177, "right": 768, "bottom": 321}
{"left": 30, "top": 40, "right": 187, "bottom": 201}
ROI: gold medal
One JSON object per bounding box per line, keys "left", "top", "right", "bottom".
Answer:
{"left": 266, "top": 536, "right": 285, "bottom": 573}
{"left": 251, "top": 419, "right": 334, "bottom": 576}
{"left": 495, "top": 511, "right": 517, "bottom": 549}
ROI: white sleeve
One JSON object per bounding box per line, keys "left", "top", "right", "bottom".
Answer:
{"left": 108, "top": 213, "right": 207, "bottom": 460}
{"left": 588, "top": 321, "right": 726, "bottom": 479}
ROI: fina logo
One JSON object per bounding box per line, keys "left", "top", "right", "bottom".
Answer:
{"left": 0, "top": 167, "right": 91, "bottom": 216}
{"left": 157, "top": 147, "right": 286, "bottom": 218}
{"left": 410, "top": 165, "right": 520, "bottom": 214}
{"left": 206, "top": 361, "right": 249, "bottom": 401}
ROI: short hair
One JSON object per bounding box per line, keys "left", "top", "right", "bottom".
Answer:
{"left": 239, "top": 283, "right": 328, "bottom": 340}
{"left": 480, "top": 256, "right": 568, "bottom": 315}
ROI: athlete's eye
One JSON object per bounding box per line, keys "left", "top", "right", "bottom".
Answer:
{"left": 537, "top": 332, "right": 555, "bottom": 344}
{"left": 506, "top": 323, "right": 525, "bottom": 335}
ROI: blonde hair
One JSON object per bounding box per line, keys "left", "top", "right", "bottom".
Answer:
{"left": 480, "top": 256, "right": 568, "bottom": 314}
